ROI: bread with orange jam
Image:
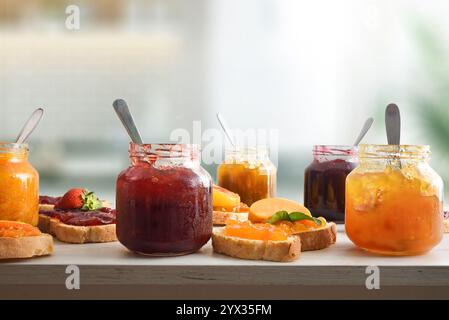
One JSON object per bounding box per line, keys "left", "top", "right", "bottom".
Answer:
{"left": 212, "top": 224, "right": 301, "bottom": 262}
{"left": 249, "top": 198, "right": 336, "bottom": 251}
{"left": 291, "top": 222, "right": 336, "bottom": 251}
{"left": 0, "top": 220, "right": 53, "bottom": 259}
{"left": 213, "top": 185, "right": 249, "bottom": 225}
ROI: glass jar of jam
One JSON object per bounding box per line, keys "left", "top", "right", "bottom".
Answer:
{"left": 304, "top": 145, "right": 357, "bottom": 223}
{"left": 346, "top": 145, "right": 443, "bottom": 256}
{"left": 217, "top": 146, "right": 276, "bottom": 206}
{"left": 0, "top": 143, "right": 39, "bottom": 226}
{"left": 116, "top": 143, "right": 212, "bottom": 256}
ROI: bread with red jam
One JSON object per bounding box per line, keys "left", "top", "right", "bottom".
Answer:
{"left": 38, "top": 189, "right": 117, "bottom": 244}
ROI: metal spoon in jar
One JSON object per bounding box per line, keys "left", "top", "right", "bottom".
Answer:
{"left": 353, "top": 117, "right": 375, "bottom": 146}
{"left": 216, "top": 112, "right": 236, "bottom": 148}
{"left": 15, "top": 108, "right": 44, "bottom": 144}
{"left": 113, "top": 99, "right": 144, "bottom": 145}
{"left": 385, "top": 103, "right": 402, "bottom": 168}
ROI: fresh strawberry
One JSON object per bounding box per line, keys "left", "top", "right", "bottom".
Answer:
{"left": 55, "top": 188, "right": 85, "bottom": 210}
{"left": 55, "top": 188, "right": 102, "bottom": 211}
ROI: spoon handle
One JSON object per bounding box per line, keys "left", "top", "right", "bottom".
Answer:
{"left": 15, "top": 108, "right": 44, "bottom": 144}
{"left": 353, "top": 117, "right": 374, "bottom": 146}
{"left": 385, "top": 103, "right": 401, "bottom": 145}
{"left": 113, "top": 99, "right": 143, "bottom": 145}
{"left": 216, "top": 112, "right": 236, "bottom": 148}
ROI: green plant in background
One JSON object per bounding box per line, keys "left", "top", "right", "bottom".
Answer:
{"left": 409, "top": 18, "right": 449, "bottom": 193}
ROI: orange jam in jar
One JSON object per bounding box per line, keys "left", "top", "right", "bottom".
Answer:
{"left": 0, "top": 143, "right": 39, "bottom": 226}
{"left": 345, "top": 145, "right": 443, "bottom": 256}
{"left": 217, "top": 147, "right": 276, "bottom": 206}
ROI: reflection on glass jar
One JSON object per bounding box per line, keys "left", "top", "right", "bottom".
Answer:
{"left": 304, "top": 145, "right": 358, "bottom": 223}
{"left": 116, "top": 143, "right": 212, "bottom": 256}
{"left": 0, "top": 143, "right": 39, "bottom": 226}
{"left": 345, "top": 145, "right": 443, "bottom": 256}
{"left": 217, "top": 146, "right": 276, "bottom": 206}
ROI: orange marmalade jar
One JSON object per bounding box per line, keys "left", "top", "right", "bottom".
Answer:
{"left": 0, "top": 143, "right": 39, "bottom": 226}
{"left": 217, "top": 146, "right": 276, "bottom": 206}
{"left": 345, "top": 145, "right": 443, "bottom": 256}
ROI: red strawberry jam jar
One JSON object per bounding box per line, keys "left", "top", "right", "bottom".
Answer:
{"left": 116, "top": 143, "right": 213, "bottom": 256}
{"left": 304, "top": 145, "right": 358, "bottom": 223}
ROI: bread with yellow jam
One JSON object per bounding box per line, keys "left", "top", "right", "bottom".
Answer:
{"left": 212, "top": 185, "right": 249, "bottom": 225}
{"left": 0, "top": 220, "right": 53, "bottom": 259}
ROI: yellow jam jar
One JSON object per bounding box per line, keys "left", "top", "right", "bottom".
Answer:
{"left": 217, "top": 146, "right": 277, "bottom": 206}
{"left": 0, "top": 143, "right": 39, "bottom": 226}
{"left": 345, "top": 145, "right": 443, "bottom": 256}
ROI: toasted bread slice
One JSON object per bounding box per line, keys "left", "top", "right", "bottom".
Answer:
{"left": 0, "top": 233, "right": 53, "bottom": 259}
{"left": 51, "top": 221, "right": 116, "bottom": 244}
{"left": 213, "top": 210, "right": 248, "bottom": 226}
{"left": 212, "top": 227, "right": 301, "bottom": 262}
{"left": 38, "top": 199, "right": 116, "bottom": 244}
{"left": 39, "top": 204, "right": 55, "bottom": 213}
{"left": 38, "top": 214, "right": 117, "bottom": 244}
{"left": 293, "top": 222, "right": 337, "bottom": 251}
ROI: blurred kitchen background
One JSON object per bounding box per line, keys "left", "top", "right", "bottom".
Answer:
{"left": 1, "top": 0, "right": 449, "bottom": 202}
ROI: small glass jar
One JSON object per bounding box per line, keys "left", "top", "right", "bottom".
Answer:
{"left": 116, "top": 143, "right": 213, "bottom": 256}
{"left": 0, "top": 143, "right": 39, "bottom": 226}
{"left": 304, "top": 145, "right": 358, "bottom": 223}
{"left": 217, "top": 146, "right": 276, "bottom": 206}
{"left": 346, "top": 145, "right": 443, "bottom": 256}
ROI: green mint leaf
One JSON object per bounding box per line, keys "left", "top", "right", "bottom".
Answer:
{"left": 268, "top": 211, "right": 322, "bottom": 226}
{"left": 288, "top": 212, "right": 322, "bottom": 226}
{"left": 81, "top": 190, "right": 102, "bottom": 211}
{"left": 267, "top": 211, "right": 290, "bottom": 224}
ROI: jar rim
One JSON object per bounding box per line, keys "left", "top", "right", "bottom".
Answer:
{"left": 129, "top": 143, "right": 200, "bottom": 159}
{"left": 225, "top": 145, "right": 268, "bottom": 152}
{"left": 0, "top": 142, "right": 29, "bottom": 155}
{"left": 313, "top": 145, "right": 358, "bottom": 156}
{"left": 359, "top": 144, "right": 431, "bottom": 159}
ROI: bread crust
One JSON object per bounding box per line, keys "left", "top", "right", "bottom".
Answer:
{"left": 39, "top": 204, "right": 55, "bottom": 213}
{"left": 0, "top": 233, "right": 53, "bottom": 259}
{"left": 212, "top": 227, "right": 301, "bottom": 262}
{"left": 51, "top": 222, "right": 117, "bottom": 244}
{"left": 213, "top": 210, "right": 248, "bottom": 226}
{"left": 294, "top": 222, "right": 337, "bottom": 251}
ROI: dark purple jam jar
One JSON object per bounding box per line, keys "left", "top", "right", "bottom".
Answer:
{"left": 304, "top": 145, "right": 358, "bottom": 223}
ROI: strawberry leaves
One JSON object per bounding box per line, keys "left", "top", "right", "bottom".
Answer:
{"left": 81, "top": 190, "right": 103, "bottom": 211}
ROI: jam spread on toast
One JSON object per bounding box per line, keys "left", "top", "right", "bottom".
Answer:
{"left": 39, "top": 194, "right": 116, "bottom": 227}
{"left": 0, "top": 220, "right": 42, "bottom": 238}
{"left": 39, "top": 196, "right": 61, "bottom": 205}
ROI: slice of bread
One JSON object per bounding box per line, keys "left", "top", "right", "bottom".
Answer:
{"left": 444, "top": 219, "right": 449, "bottom": 233}
{"left": 212, "top": 227, "right": 301, "bottom": 262}
{"left": 38, "top": 214, "right": 117, "bottom": 244}
{"left": 213, "top": 210, "right": 248, "bottom": 226}
{"left": 39, "top": 204, "right": 55, "bottom": 213}
{"left": 293, "top": 222, "right": 337, "bottom": 251}
{"left": 38, "top": 200, "right": 116, "bottom": 244}
{"left": 0, "top": 233, "right": 53, "bottom": 259}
